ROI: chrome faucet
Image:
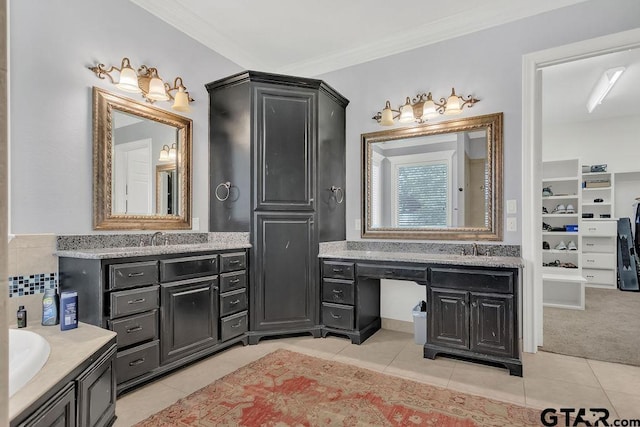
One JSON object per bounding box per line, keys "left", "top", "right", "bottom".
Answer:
{"left": 150, "top": 231, "right": 164, "bottom": 246}
{"left": 472, "top": 243, "right": 478, "bottom": 256}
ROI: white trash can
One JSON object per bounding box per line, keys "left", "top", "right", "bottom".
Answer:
{"left": 412, "top": 303, "right": 427, "bottom": 345}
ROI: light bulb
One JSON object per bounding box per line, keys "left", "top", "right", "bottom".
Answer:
{"left": 172, "top": 86, "right": 191, "bottom": 112}
{"left": 147, "top": 76, "right": 169, "bottom": 101}
{"left": 444, "top": 88, "right": 461, "bottom": 115}
{"left": 398, "top": 97, "right": 414, "bottom": 123}
{"left": 116, "top": 65, "right": 141, "bottom": 93}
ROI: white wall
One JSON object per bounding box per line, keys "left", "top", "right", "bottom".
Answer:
{"left": 318, "top": 0, "right": 640, "bottom": 321}
{"left": 9, "top": 0, "right": 242, "bottom": 233}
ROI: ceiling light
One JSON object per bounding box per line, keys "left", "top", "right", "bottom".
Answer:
{"left": 89, "top": 57, "right": 194, "bottom": 111}
{"left": 586, "top": 67, "right": 625, "bottom": 113}
{"left": 372, "top": 87, "right": 479, "bottom": 125}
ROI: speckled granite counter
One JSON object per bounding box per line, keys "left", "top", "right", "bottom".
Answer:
{"left": 319, "top": 249, "right": 523, "bottom": 268}
{"left": 9, "top": 323, "right": 116, "bottom": 422}
{"left": 55, "top": 242, "right": 252, "bottom": 259}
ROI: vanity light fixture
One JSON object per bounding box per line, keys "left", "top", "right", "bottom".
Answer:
{"left": 158, "top": 143, "right": 177, "bottom": 162}
{"left": 586, "top": 66, "right": 625, "bottom": 113}
{"left": 89, "top": 57, "right": 194, "bottom": 112}
{"left": 372, "top": 87, "right": 479, "bottom": 126}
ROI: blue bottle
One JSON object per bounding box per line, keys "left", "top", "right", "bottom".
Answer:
{"left": 41, "top": 288, "right": 59, "bottom": 326}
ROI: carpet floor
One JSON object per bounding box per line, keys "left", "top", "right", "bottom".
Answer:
{"left": 135, "top": 349, "right": 540, "bottom": 426}
{"left": 543, "top": 287, "right": 640, "bottom": 366}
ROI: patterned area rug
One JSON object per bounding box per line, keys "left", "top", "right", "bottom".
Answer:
{"left": 136, "top": 349, "right": 540, "bottom": 426}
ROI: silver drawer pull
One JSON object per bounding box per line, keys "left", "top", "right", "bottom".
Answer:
{"left": 230, "top": 278, "right": 241, "bottom": 284}
{"left": 128, "top": 298, "right": 146, "bottom": 305}
{"left": 127, "top": 272, "right": 145, "bottom": 277}
{"left": 126, "top": 326, "right": 143, "bottom": 333}
{"left": 330, "top": 312, "right": 342, "bottom": 319}
{"left": 129, "top": 358, "right": 145, "bottom": 366}
{"left": 229, "top": 299, "right": 241, "bottom": 305}
{"left": 332, "top": 268, "right": 343, "bottom": 273}
{"left": 385, "top": 270, "right": 394, "bottom": 275}
{"left": 229, "top": 260, "right": 240, "bottom": 264}
{"left": 332, "top": 289, "right": 343, "bottom": 294}
{"left": 231, "top": 321, "right": 243, "bottom": 328}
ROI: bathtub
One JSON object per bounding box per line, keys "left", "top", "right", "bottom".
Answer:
{"left": 9, "top": 329, "right": 51, "bottom": 397}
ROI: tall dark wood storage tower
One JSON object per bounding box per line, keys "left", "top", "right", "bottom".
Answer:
{"left": 207, "top": 71, "right": 349, "bottom": 343}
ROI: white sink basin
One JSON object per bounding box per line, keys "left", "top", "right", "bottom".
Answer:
{"left": 9, "top": 329, "right": 50, "bottom": 397}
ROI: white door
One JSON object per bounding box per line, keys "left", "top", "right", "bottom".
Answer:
{"left": 113, "top": 139, "right": 152, "bottom": 214}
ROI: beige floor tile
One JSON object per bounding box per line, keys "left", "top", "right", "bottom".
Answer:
{"left": 159, "top": 356, "right": 240, "bottom": 395}
{"left": 524, "top": 377, "right": 617, "bottom": 417}
{"left": 385, "top": 353, "right": 455, "bottom": 387}
{"left": 115, "top": 381, "right": 186, "bottom": 426}
{"left": 605, "top": 390, "right": 640, "bottom": 419}
{"left": 589, "top": 359, "right": 640, "bottom": 396}
{"left": 524, "top": 351, "right": 600, "bottom": 387}
{"left": 278, "top": 335, "right": 351, "bottom": 359}
{"left": 212, "top": 342, "right": 276, "bottom": 367}
{"left": 448, "top": 360, "right": 525, "bottom": 405}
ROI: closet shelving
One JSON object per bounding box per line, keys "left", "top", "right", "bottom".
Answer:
{"left": 542, "top": 159, "right": 585, "bottom": 310}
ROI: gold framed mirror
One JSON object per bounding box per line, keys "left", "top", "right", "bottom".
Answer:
{"left": 93, "top": 87, "right": 192, "bottom": 230}
{"left": 362, "top": 112, "right": 503, "bottom": 240}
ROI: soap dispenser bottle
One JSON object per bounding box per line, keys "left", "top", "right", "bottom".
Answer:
{"left": 17, "top": 305, "right": 27, "bottom": 328}
{"left": 41, "top": 288, "right": 59, "bottom": 326}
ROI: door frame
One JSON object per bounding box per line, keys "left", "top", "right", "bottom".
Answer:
{"left": 521, "top": 28, "right": 640, "bottom": 353}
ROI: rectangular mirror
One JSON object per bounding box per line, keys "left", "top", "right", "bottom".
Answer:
{"left": 362, "top": 113, "right": 503, "bottom": 240}
{"left": 93, "top": 87, "right": 192, "bottom": 229}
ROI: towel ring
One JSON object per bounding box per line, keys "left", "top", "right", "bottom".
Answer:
{"left": 215, "top": 182, "right": 231, "bottom": 201}
{"left": 330, "top": 186, "right": 344, "bottom": 204}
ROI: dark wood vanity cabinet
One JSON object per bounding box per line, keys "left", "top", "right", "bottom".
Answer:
{"left": 58, "top": 248, "right": 249, "bottom": 394}
{"left": 207, "top": 71, "right": 348, "bottom": 343}
{"left": 425, "top": 267, "right": 521, "bottom": 376}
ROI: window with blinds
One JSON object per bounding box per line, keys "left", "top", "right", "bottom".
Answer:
{"left": 396, "top": 162, "right": 448, "bottom": 227}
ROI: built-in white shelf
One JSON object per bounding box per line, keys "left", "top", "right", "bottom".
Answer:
{"left": 543, "top": 195, "right": 579, "bottom": 200}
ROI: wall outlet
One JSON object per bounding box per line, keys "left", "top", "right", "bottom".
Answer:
{"left": 354, "top": 219, "right": 361, "bottom": 231}
{"left": 507, "top": 199, "right": 517, "bottom": 214}
{"left": 192, "top": 217, "right": 200, "bottom": 231}
{"left": 507, "top": 217, "right": 517, "bottom": 232}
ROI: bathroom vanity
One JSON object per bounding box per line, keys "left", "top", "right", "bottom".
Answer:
{"left": 57, "top": 243, "right": 250, "bottom": 394}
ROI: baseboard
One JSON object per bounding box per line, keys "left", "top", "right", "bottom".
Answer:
{"left": 381, "top": 318, "right": 413, "bottom": 334}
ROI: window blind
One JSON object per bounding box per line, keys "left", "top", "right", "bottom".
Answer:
{"left": 397, "top": 163, "right": 448, "bottom": 227}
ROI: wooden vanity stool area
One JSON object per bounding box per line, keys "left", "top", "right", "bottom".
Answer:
{"left": 318, "top": 257, "right": 522, "bottom": 376}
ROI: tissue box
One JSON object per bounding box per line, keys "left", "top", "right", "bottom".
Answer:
{"left": 60, "top": 291, "right": 78, "bottom": 331}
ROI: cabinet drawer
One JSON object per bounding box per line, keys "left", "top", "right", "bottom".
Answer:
{"left": 430, "top": 268, "right": 514, "bottom": 294}
{"left": 582, "top": 253, "right": 616, "bottom": 269}
{"left": 357, "top": 263, "right": 427, "bottom": 281}
{"left": 582, "top": 220, "right": 616, "bottom": 237}
{"left": 322, "top": 302, "right": 354, "bottom": 330}
{"left": 322, "top": 261, "right": 354, "bottom": 280}
{"left": 108, "top": 310, "right": 158, "bottom": 349}
{"left": 582, "top": 237, "right": 616, "bottom": 254}
{"left": 220, "top": 288, "right": 248, "bottom": 317}
{"left": 583, "top": 268, "right": 616, "bottom": 286}
{"left": 220, "top": 252, "right": 247, "bottom": 273}
{"left": 220, "top": 271, "right": 247, "bottom": 293}
{"left": 115, "top": 340, "right": 159, "bottom": 384}
{"left": 220, "top": 310, "right": 248, "bottom": 341}
{"left": 108, "top": 261, "right": 158, "bottom": 290}
{"left": 110, "top": 286, "right": 159, "bottom": 319}
{"left": 322, "top": 278, "right": 354, "bottom": 305}
{"left": 160, "top": 255, "right": 218, "bottom": 282}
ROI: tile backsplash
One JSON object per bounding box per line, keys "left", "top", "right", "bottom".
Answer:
{"left": 8, "top": 273, "right": 57, "bottom": 298}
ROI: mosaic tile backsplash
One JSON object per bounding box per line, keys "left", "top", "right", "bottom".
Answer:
{"left": 9, "top": 273, "right": 58, "bottom": 298}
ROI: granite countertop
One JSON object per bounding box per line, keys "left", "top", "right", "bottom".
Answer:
{"left": 319, "top": 249, "right": 524, "bottom": 268}
{"left": 9, "top": 323, "right": 116, "bottom": 421}
{"left": 55, "top": 242, "right": 252, "bottom": 259}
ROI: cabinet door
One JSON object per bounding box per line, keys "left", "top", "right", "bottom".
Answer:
{"left": 76, "top": 345, "right": 117, "bottom": 427}
{"left": 253, "top": 212, "right": 316, "bottom": 330}
{"left": 255, "top": 85, "right": 315, "bottom": 210}
{"left": 428, "top": 288, "right": 469, "bottom": 349}
{"left": 470, "top": 293, "right": 514, "bottom": 357}
{"left": 18, "top": 382, "right": 75, "bottom": 427}
{"left": 160, "top": 276, "right": 219, "bottom": 364}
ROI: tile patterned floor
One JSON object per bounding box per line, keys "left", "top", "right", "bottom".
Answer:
{"left": 114, "top": 330, "right": 640, "bottom": 426}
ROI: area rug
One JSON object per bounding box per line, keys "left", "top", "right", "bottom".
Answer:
{"left": 136, "top": 349, "right": 540, "bottom": 426}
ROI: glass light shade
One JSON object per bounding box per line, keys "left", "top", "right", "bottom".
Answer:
{"left": 116, "top": 66, "right": 141, "bottom": 93}
{"left": 172, "top": 87, "right": 191, "bottom": 112}
{"left": 158, "top": 145, "right": 170, "bottom": 161}
{"left": 380, "top": 107, "right": 394, "bottom": 126}
{"left": 421, "top": 99, "right": 438, "bottom": 119}
{"left": 398, "top": 98, "right": 414, "bottom": 123}
{"left": 147, "top": 76, "right": 170, "bottom": 101}
{"left": 444, "top": 90, "right": 461, "bottom": 115}
{"left": 169, "top": 143, "right": 177, "bottom": 160}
